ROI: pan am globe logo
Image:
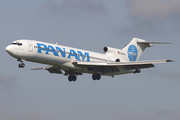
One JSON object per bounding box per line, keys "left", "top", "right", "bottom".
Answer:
{"left": 128, "top": 45, "right": 138, "bottom": 61}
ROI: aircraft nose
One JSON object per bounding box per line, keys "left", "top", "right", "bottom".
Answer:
{"left": 6, "top": 45, "right": 13, "bottom": 54}
{"left": 6, "top": 45, "right": 10, "bottom": 52}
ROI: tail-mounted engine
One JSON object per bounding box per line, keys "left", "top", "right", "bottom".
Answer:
{"left": 103, "top": 47, "right": 126, "bottom": 62}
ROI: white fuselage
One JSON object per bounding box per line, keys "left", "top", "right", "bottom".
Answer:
{"left": 6, "top": 38, "right": 173, "bottom": 81}
{"left": 6, "top": 39, "right": 134, "bottom": 76}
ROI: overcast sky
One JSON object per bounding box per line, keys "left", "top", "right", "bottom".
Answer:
{"left": 0, "top": 0, "right": 179, "bottom": 120}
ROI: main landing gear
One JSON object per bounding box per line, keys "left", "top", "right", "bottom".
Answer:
{"left": 18, "top": 59, "right": 25, "bottom": 68}
{"left": 68, "top": 74, "right": 101, "bottom": 82}
{"left": 68, "top": 75, "right": 77, "bottom": 82}
{"left": 92, "top": 74, "right": 101, "bottom": 80}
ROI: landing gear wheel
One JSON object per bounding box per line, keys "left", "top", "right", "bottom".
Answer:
{"left": 92, "top": 74, "right": 96, "bottom": 80}
{"left": 18, "top": 63, "right": 25, "bottom": 68}
{"left": 21, "top": 63, "right": 25, "bottom": 68}
{"left": 68, "top": 75, "right": 77, "bottom": 82}
{"left": 96, "top": 74, "right": 101, "bottom": 80}
{"left": 92, "top": 74, "right": 101, "bottom": 80}
{"left": 72, "top": 75, "right": 77, "bottom": 81}
{"left": 18, "top": 63, "right": 22, "bottom": 68}
{"left": 68, "top": 75, "right": 73, "bottom": 82}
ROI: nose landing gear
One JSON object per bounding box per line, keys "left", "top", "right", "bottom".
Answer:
{"left": 18, "top": 62, "right": 25, "bottom": 68}
{"left": 17, "top": 59, "right": 25, "bottom": 68}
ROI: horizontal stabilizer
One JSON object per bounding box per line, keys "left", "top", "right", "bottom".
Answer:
{"left": 137, "top": 41, "right": 173, "bottom": 47}
{"left": 137, "top": 41, "right": 173, "bottom": 44}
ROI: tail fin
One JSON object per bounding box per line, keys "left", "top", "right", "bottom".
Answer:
{"left": 122, "top": 38, "right": 172, "bottom": 62}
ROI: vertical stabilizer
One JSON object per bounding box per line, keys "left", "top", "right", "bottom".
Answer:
{"left": 122, "top": 38, "right": 152, "bottom": 62}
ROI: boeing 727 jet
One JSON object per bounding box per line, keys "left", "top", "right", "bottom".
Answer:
{"left": 6, "top": 38, "right": 173, "bottom": 82}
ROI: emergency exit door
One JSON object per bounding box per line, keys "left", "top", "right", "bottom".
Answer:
{"left": 27, "top": 41, "right": 33, "bottom": 52}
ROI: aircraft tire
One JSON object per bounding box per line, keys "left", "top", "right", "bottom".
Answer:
{"left": 68, "top": 75, "right": 77, "bottom": 82}
{"left": 68, "top": 75, "right": 73, "bottom": 82}
{"left": 18, "top": 63, "right": 25, "bottom": 68}
{"left": 92, "top": 74, "right": 96, "bottom": 80}
{"left": 72, "top": 75, "right": 77, "bottom": 81}
{"left": 96, "top": 74, "right": 101, "bottom": 80}
{"left": 18, "top": 63, "right": 22, "bottom": 68}
{"left": 92, "top": 74, "right": 101, "bottom": 80}
{"left": 21, "top": 63, "right": 25, "bottom": 68}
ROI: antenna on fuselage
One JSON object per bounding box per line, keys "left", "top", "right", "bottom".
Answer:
{"left": 56, "top": 42, "right": 58, "bottom": 45}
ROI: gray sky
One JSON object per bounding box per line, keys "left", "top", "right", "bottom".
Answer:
{"left": 1, "top": 0, "right": 179, "bottom": 120}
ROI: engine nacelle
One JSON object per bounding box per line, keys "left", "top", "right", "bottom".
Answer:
{"left": 103, "top": 46, "right": 121, "bottom": 53}
{"left": 103, "top": 47, "right": 126, "bottom": 62}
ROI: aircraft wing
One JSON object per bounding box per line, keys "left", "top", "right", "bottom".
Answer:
{"left": 31, "top": 65, "right": 63, "bottom": 74}
{"left": 72, "top": 59, "right": 173, "bottom": 70}
{"left": 31, "top": 65, "right": 83, "bottom": 75}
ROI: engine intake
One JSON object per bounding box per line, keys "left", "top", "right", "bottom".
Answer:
{"left": 116, "top": 59, "right": 120, "bottom": 62}
{"left": 103, "top": 47, "right": 108, "bottom": 53}
{"left": 103, "top": 46, "right": 122, "bottom": 54}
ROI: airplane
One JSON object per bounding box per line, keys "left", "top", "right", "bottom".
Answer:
{"left": 5, "top": 38, "right": 173, "bottom": 82}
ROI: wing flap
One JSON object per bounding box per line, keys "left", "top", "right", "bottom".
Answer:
{"left": 72, "top": 61, "right": 107, "bottom": 66}
{"left": 123, "top": 64, "right": 155, "bottom": 70}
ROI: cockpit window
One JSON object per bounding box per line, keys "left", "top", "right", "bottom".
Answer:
{"left": 17, "top": 42, "right": 22, "bottom": 46}
{"left": 11, "top": 42, "right": 22, "bottom": 46}
{"left": 11, "top": 43, "right": 17, "bottom": 45}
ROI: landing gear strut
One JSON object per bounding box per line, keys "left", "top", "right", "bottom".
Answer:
{"left": 133, "top": 69, "right": 141, "bottom": 73}
{"left": 68, "top": 75, "right": 77, "bottom": 82}
{"left": 92, "top": 74, "right": 101, "bottom": 80}
{"left": 18, "top": 59, "right": 25, "bottom": 68}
